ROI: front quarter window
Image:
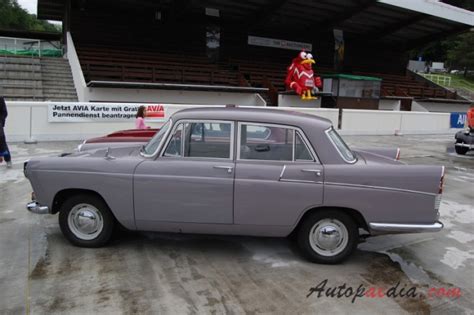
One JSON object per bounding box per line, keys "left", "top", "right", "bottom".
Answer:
{"left": 326, "top": 128, "right": 356, "bottom": 163}
{"left": 142, "top": 119, "right": 171, "bottom": 155}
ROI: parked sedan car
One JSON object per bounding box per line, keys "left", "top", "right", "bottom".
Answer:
{"left": 25, "top": 107, "right": 444, "bottom": 264}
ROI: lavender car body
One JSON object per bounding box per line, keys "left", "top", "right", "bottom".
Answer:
{"left": 25, "top": 107, "right": 444, "bottom": 263}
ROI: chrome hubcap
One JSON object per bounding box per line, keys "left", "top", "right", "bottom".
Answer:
{"left": 309, "top": 219, "right": 348, "bottom": 257}
{"left": 67, "top": 203, "right": 104, "bottom": 240}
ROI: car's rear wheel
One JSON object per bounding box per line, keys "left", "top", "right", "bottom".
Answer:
{"left": 59, "top": 194, "right": 115, "bottom": 247}
{"left": 455, "top": 141, "right": 469, "bottom": 155}
{"left": 297, "top": 210, "right": 358, "bottom": 264}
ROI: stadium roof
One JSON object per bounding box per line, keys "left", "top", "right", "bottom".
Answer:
{"left": 38, "top": 0, "right": 473, "bottom": 48}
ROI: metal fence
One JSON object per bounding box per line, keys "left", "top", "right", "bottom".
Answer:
{"left": 0, "top": 36, "right": 62, "bottom": 57}
{"left": 421, "top": 74, "right": 452, "bottom": 87}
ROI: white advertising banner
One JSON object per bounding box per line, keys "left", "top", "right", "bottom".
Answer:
{"left": 48, "top": 103, "right": 166, "bottom": 122}
{"left": 248, "top": 35, "right": 312, "bottom": 51}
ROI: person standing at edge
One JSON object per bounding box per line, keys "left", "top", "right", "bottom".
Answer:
{"left": 0, "top": 95, "right": 12, "bottom": 168}
{"left": 135, "top": 105, "right": 150, "bottom": 129}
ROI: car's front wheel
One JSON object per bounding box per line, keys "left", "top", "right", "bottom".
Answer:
{"left": 297, "top": 210, "right": 358, "bottom": 264}
{"left": 59, "top": 194, "right": 115, "bottom": 247}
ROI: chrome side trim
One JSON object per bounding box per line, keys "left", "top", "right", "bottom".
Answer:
{"left": 26, "top": 201, "right": 50, "bottom": 214}
{"left": 279, "top": 179, "right": 323, "bottom": 184}
{"left": 369, "top": 222, "right": 443, "bottom": 233}
{"left": 279, "top": 165, "right": 287, "bottom": 180}
{"left": 325, "top": 181, "right": 437, "bottom": 196}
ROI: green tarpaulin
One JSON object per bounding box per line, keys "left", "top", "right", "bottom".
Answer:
{"left": 0, "top": 49, "right": 62, "bottom": 57}
{"left": 322, "top": 73, "right": 382, "bottom": 81}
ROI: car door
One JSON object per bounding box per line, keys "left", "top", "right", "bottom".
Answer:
{"left": 234, "top": 122, "right": 324, "bottom": 227}
{"left": 134, "top": 120, "right": 235, "bottom": 229}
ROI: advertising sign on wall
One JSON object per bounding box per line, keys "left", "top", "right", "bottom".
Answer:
{"left": 48, "top": 103, "right": 166, "bottom": 122}
{"left": 248, "top": 35, "right": 312, "bottom": 51}
{"left": 450, "top": 112, "right": 467, "bottom": 128}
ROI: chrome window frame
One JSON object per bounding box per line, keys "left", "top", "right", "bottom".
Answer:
{"left": 325, "top": 127, "right": 357, "bottom": 164}
{"left": 163, "top": 122, "right": 185, "bottom": 157}
{"left": 159, "top": 119, "right": 235, "bottom": 160}
{"left": 140, "top": 118, "right": 173, "bottom": 158}
{"left": 237, "top": 121, "right": 319, "bottom": 163}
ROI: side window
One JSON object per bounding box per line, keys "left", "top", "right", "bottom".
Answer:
{"left": 163, "top": 123, "right": 183, "bottom": 157}
{"left": 240, "top": 124, "right": 294, "bottom": 161}
{"left": 164, "top": 122, "right": 232, "bottom": 159}
{"left": 185, "top": 122, "right": 232, "bottom": 158}
{"left": 295, "top": 131, "right": 313, "bottom": 161}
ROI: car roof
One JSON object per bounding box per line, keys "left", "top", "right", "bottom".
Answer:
{"left": 171, "top": 107, "right": 333, "bottom": 130}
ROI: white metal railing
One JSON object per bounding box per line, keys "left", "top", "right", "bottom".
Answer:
{"left": 0, "top": 36, "right": 62, "bottom": 57}
{"left": 421, "top": 73, "right": 452, "bottom": 87}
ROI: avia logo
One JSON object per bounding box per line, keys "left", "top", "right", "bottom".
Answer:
{"left": 293, "top": 68, "right": 314, "bottom": 79}
{"left": 146, "top": 104, "right": 165, "bottom": 118}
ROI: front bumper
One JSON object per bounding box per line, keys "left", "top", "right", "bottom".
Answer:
{"left": 369, "top": 221, "right": 443, "bottom": 234}
{"left": 455, "top": 143, "right": 474, "bottom": 149}
{"left": 26, "top": 201, "right": 50, "bottom": 214}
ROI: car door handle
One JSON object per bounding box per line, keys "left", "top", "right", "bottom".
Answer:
{"left": 301, "top": 169, "right": 322, "bottom": 176}
{"left": 213, "top": 165, "right": 233, "bottom": 174}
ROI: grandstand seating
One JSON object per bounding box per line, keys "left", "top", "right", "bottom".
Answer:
{"left": 75, "top": 44, "right": 457, "bottom": 103}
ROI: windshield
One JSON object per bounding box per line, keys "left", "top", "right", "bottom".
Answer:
{"left": 326, "top": 128, "right": 356, "bottom": 163}
{"left": 142, "top": 119, "right": 171, "bottom": 155}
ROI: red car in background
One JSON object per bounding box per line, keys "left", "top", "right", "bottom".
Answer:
{"left": 78, "top": 128, "right": 159, "bottom": 151}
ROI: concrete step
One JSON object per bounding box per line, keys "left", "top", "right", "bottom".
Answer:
{"left": 42, "top": 83, "right": 76, "bottom": 89}
{"left": 0, "top": 79, "right": 42, "bottom": 86}
{"left": 41, "top": 68, "right": 72, "bottom": 74}
{"left": 1, "top": 72, "right": 42, "bottom": 80}
{"left": 0, "top": 56, "right": 41, "bottom": 64}
{"left": 43, "top": 89, "right": 77, "bottom": 95}
{"left": 5, "top": 95, "right": 44, "bottom": 102}
{"left": 3, "top": 89, "right": 43, "bottom": 98}
{"left": 44, "top": 96, "right": 77, "bottom": 102}
{"left": 40, "top": 57, "right": 68, "bottom": 63}
{"left": 0, "top": 63, "right": 41, "bottom": 72}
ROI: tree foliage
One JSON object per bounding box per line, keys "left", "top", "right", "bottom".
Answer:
{"left": 447, "top": 32, "right": 474, "bottom": 72}
{"left": 0, "top": 0, "right": 60, "bottom": 32}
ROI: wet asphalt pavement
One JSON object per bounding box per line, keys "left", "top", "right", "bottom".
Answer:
{"left": 0, "top": 135, "right": 473, "bottom": 314}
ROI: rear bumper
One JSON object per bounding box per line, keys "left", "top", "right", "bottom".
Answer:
{"left": 369, "top": 221, "right": 443, "bottom": 234}
{"left": 26, "top": 201, "right": 50, "bottom": 214}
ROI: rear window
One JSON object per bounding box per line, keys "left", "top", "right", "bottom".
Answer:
{"left": 326, "top": 128, "right": 356, "bottom": 163}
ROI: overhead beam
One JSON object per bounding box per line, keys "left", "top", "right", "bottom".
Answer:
{"left": 405, "top": 25, "right": 470, "bottom": 49}
{"left": 306, "top": 0, "right": 377, "bottom": 31}
{"left": 371, "top": 13, "right": 427, "bottom": 39}
{"left": 249, "top": 0, "right": 288, "bottom": 28}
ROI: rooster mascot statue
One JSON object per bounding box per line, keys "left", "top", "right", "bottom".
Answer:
{"left": 285, "top": 51, "right": 322, "bottom": 100}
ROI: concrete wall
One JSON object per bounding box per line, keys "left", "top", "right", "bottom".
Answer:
{"left": 378, "top": 99, "right": 401, "bottom": 111}
{"left": 86, "top": 87, "right": 265, "bottom": 106}
{"left": 278, "top": 94, "right": 321, "bottom": 108}
{"left": 4, "top": 102, "right": 454, "bottom": 142}
{"left": 67, "top": 32, "right": 87, "bottom": 102}
{"left": 415, "top": 101, "right": 472, "bottom": 113}
{"left": 340, "top": 109, "right": 450, "bottom": 135}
